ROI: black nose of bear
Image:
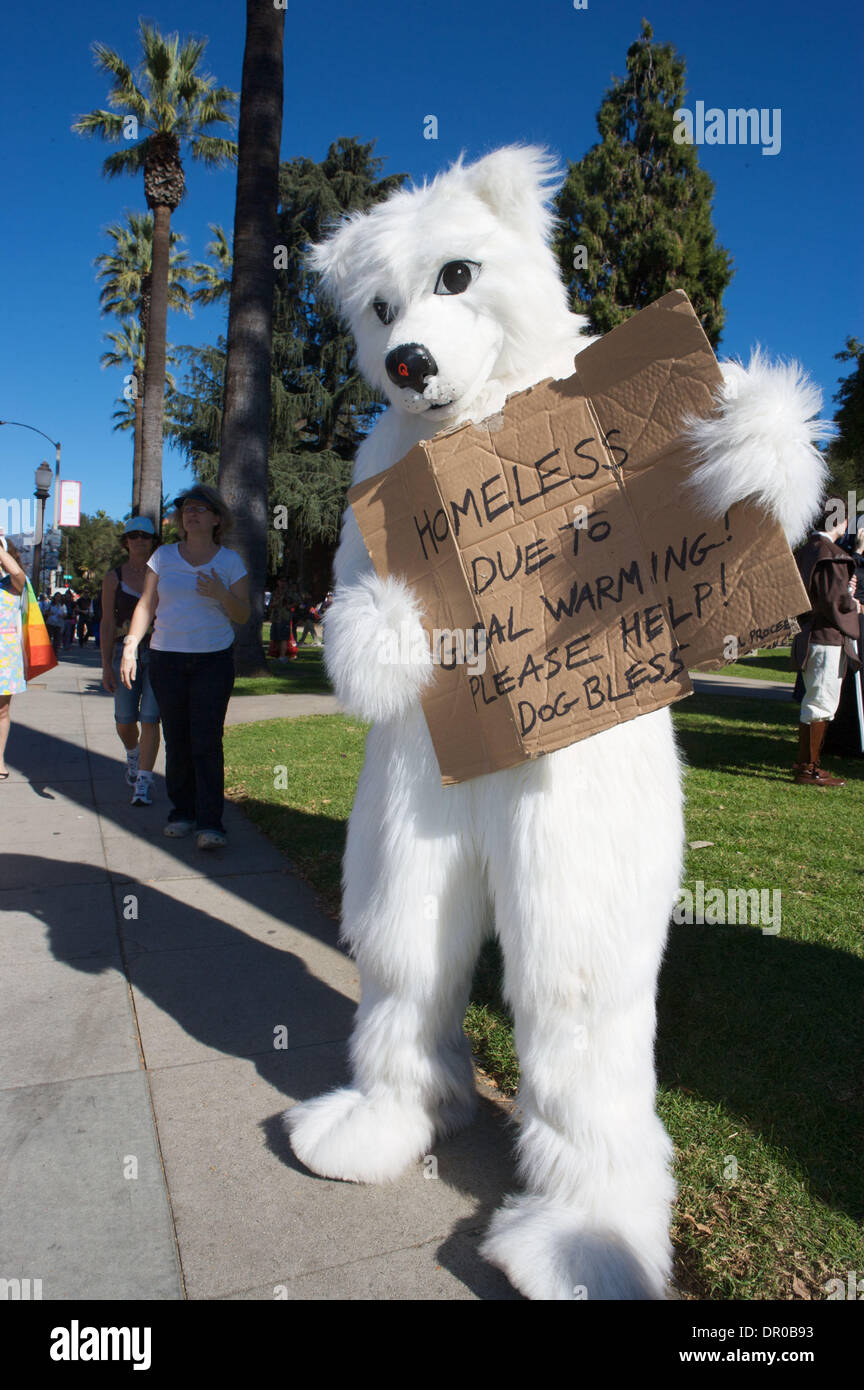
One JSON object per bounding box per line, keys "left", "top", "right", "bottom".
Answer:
{"left": 385, "top": 343, "right": 438, "bottom": 393}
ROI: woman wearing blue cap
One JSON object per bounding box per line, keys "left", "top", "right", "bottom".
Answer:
{"left": 101, "top": 517, "right": 161, "bottom": 804}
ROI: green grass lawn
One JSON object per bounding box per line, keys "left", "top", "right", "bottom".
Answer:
{"left": 692, "top": 645, "right": 796, "bottom": 684}
{"left": 223, "top": 695, "right": 864, "bottom": 1301}
{"left": 232, "top": 644, "right": 331, "bottom": 696}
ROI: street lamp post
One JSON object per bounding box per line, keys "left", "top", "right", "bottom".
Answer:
{"left": 0, "top": 420, "right": 62, "bottom": 531}
{"left": 32, "top": 461, "right": 54, "bottom": 593}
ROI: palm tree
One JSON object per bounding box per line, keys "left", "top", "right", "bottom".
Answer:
{"left": 102, "top": 320, "right": 178, "bottom": 508}
{"left": 73, "top": 20, "right": 236, "bottom": 524}
{"left": 217, "top": 0, "right": 285, "bottom": 673}
{"left": 191, "top": 224, "right": 233, "bottom": 305}
{"left": 95, "top": 211, "right": 197, "bottom": 509}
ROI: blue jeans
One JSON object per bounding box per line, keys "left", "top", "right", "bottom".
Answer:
{"left": 148, "top": 645, "right": 235, "bottom": 832}
{"left": 113, "top": 643, "right": 160, "bottom": 725}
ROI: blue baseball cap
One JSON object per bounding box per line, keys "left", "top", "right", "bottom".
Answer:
{"left": 124, "top": 517, "right": 156, "bottom": 536}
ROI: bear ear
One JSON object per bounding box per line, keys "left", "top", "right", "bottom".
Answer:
{"left": 306, "top": 215, "right": 360, "bottom": 306}
{"left": 461, "top": 145, "right": 561, "bottom": 236}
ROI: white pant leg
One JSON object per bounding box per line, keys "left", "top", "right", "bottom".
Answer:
{"left": 801, "top": 644, "right": 846, "bottom": 723}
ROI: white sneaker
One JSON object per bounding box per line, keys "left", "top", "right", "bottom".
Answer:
{"left": 125, "top": 750, "right": 140, "bottom": 786}
{"left": 131, "top": 774, "right": 153, "bottom": 807}
{"left": 196, "top": 829, "right": 227, "bottom": 850}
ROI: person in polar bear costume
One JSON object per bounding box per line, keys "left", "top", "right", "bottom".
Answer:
{"left": 284, "top": 146, "right": 828, "bottom": 1300}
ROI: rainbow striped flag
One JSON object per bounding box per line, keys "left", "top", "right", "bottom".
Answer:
{"left": 21, "top": 579, "right": 58, "bottom": 680}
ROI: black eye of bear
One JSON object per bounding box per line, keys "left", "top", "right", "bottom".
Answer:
{"left": 373, "top": 300, "right": 397, "bottom": 325}
{"left": 434, "top": 260, "right": 480, "bottom": 296}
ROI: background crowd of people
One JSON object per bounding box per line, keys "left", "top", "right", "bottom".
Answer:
{"left": 265, "top": 579, "right": 332, "bottom": 661}
{"left": 40, "top": 586, "right": 102, "bottom": 654}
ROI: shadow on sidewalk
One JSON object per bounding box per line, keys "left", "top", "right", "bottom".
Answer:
{"left": 4, "top": 832, "right": 523, "bottom": 1298}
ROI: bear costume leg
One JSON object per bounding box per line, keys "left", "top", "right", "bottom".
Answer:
{"left": 479, "top": 710, "right": 682, "bottom": 1299}
{"left": 286, "top": 717, "right": 489, "bottom": 1184}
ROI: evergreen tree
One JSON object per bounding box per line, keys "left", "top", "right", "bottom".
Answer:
{"left": 65, "top": 511, "right": 125, "bottom": 588}
{"left": 167, "top": 340, "right": 226, "bottom": 484}
{"left": 168, "top": 137, "right": 407, "bottom": 578}
{"left": 824, "top": 337, "right": 864, "bottom": 504}
{"left": 554, "top": 20, "right": 732, "bottom": 347}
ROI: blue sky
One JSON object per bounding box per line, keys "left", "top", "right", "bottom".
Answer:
{"left": 0, "top": 0, "right": 861, "bottom": 527}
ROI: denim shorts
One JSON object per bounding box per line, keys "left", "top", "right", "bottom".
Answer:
{"left": 113, "top": 643, "right": 160, "bottom": 725}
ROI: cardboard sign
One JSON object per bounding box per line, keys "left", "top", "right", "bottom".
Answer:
{"left": 349, "top": 291, "right": 809, "bottom": 784}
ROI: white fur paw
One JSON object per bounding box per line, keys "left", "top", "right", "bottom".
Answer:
{"left": 433, "top": 1086, "right": 478, "bottom": 1139}
{"left": 480, "top": 1195, "right": 669, "bottom": 1301}
{"left": 284, "top": 1087, "right": 435, "bottom": 1184}
{"left": 323, "top": 573, "right": 434, "bottom": 723}
{"left": 683, "top": 350, "right": 832, "bottom": 547}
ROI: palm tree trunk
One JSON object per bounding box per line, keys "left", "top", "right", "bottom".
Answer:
{"left": 132, "top": 365, "right": 144, "bottom": 513}
{"left": 140, "top": 202, "right": 171, "bottom": 525}
{"left": 218, "top": 0, "right": 285, "bottom": 675}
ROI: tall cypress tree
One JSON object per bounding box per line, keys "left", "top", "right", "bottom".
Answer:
{"left": 554, "top": 20, "right": 732, "bottom": 348}
{"left": 825, "top": 338, "right": 864, "bottom": 503}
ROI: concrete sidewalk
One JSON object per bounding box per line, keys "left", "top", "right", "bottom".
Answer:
{"left": 0, "top": 648, "right": 517, "bottom": 1301}
{"left": 690, "top": 671, "right": 795, "bottom": 701}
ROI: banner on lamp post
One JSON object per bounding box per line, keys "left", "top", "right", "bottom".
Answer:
{"left": 58, "top": 480, "right": 81, "bottom": 527}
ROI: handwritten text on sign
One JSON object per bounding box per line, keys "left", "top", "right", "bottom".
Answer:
{"left": 406, "top": 432, "right": 736, "bottom": 739}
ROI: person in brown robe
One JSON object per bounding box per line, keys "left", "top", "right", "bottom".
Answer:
{"left": 792, "top": 514, "right": 862, "bottom": 785}
{"left": 822, "top": 527, "right": 864, "bottom": 758}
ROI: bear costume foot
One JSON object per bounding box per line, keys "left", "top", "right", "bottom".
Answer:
{"left": 285, "top": 1084, "right": 476, "bottom": 1184}
{"left": 481, "top": 1194, "right": 669, "bottom": 1301}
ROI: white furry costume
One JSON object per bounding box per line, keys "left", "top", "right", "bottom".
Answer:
{"left": 285, "top": 147, "right": 827, "bottom": 1299}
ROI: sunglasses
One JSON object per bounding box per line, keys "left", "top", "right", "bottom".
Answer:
{"left": 125, "top": 531, "right": 150, "bottom": 540}
{"left": 181, "top": 503, "right": 215, "bottom": 515}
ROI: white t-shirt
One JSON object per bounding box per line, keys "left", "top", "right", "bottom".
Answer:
{"left": 148, "top": 544, "right": 247, "bottom": 653}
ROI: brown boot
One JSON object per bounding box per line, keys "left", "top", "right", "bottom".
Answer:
{"left": 810, "top": 719, "right": 846, "bottom": 786}
{"left": 792, "top": 721, "right": 845, "bottom": 786}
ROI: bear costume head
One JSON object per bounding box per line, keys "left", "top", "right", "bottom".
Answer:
{"left": 308, "top": 145, "right": 590, "bottom": 428}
